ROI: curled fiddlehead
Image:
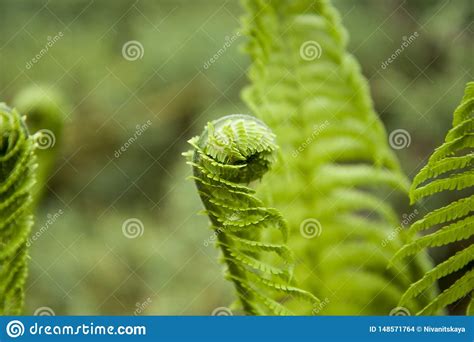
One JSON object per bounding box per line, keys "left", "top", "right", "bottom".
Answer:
{"left": 0, "top": 103, "right": 37, "bottom": 314}
{"left": 185, "top": 114, "right": 318, "bottom": 315}
{"left": 392, "top": 82, "right": 474, "bottom": 315}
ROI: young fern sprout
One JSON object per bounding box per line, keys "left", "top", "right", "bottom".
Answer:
{"left": 185, "top": 114, "right": 318, "bottom": 315}
{"left": 392, "top": 82, "right": 473, "bottom": 315}
{"left": 0, "top": 103, "right": 37, "bottom": 314}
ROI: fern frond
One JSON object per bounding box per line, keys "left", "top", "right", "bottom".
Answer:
{"left": 242, "top": 0, "right": 432, "bottom": 314}
{"left": 0, "top": 103, "right": 37, "bottom": 315}
{"left": 185, "top": 114, "right": 318, "bottom": 315}
{"left": 394, "top": 82, "right": 474, "bottom": 315}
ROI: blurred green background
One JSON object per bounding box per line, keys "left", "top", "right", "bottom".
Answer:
{"left": 0, "top": 0, "right": 472, "bottom": 315}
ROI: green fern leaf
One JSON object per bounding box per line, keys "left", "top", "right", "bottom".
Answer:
{"left": 185, "top": 114, "right": 318, "bottom": 315}
{"left": 394, "top": 82, "right": 474, "bottom": 315}
{"left": 241, "top": 0, "right": 432, "bottom": 314}
{"left": 0, "top": 103, "right": 37, "bottom": 315}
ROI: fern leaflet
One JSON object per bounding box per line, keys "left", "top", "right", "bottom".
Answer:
{"left": 393, "top": 82, "right": 474, "bottom": 315}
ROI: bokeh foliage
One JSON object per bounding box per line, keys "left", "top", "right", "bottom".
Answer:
{"left": 0, "top": 0, "right": 471, "bottom": 314}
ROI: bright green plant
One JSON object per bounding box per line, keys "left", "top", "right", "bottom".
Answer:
{"left": 0, "top": 104, "right": 37, "bottom": 315}
{"left": 185, "top": 0, "right": 474, "bottom": 316}
{"left": 240, "top": 0, "right": 433, "bottom": 314}
{"left": 393, "top": 82, "right": 473, "bottom": 315}
{"left": 185, "top": 114, "right": 318, "bottom": 315}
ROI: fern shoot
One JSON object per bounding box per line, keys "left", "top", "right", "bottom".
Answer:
{"left": 241, "top": 0, "right": 434, "bottom": 314}
{"left": 392, "top": 82, "right": 473, "bottom": 315}
{"left": 0, "top": 103, "right": 37, "bottom": 315}
{"left": 185, "top": 114, "right": 318, "bottom": 315}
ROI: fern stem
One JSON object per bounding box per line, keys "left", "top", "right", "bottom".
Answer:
{"left": 185, "top": 114, "right": 317, "bottom": 315}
